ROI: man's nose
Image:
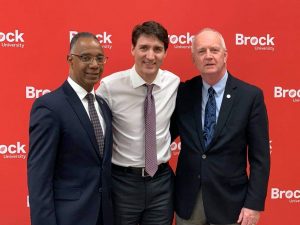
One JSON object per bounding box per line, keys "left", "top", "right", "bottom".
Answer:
{"left": 89, "top": 58, "right": 100, "bottom": 68}
{"left": 146, "top": 50, "right": 155, "bottom": 60}
{"left": 204, "top": 50, "right": 213, "bottom": 59}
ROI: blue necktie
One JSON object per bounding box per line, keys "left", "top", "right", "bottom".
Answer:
{"left": 203, "top": 87, "right": 216, "bottom": 148}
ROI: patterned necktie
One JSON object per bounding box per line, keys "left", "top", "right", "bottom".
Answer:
{"left": 144, "top": 84, "right": 158, "bottom": 177}
{"left": 86, "top": 93, "right": 104, "bottom": 157}
{"left": 203, "top": 87, "right": 216, "bottom": 148}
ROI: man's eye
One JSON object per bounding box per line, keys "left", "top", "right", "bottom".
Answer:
{"left": 154, "top": 48, "right": 163, "bottom": 53}
{"left": 96, "top": 57, "right": 105, "bottom": 62}
{"left": 211, "top": 48, "right": 219, "bottom": 53}
{"left": 140, "top": 46, "right": 148, "bottom": 50}
{"left": 81, "top": 55, "right": 92, "bottom": 61}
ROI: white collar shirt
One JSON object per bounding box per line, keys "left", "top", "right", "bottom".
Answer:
{"left": 96, "top": 66, "right": 179, "bottom": 167}
{"left": 67, "top": 76, "right": 105, "bottom": 136}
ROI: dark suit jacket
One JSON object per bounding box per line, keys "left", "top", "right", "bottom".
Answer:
{"left": 171, "top": 73, "right": 270, "bottom": 224}
{"left": 27, "top": 81, "right": 113, "bottom": 225}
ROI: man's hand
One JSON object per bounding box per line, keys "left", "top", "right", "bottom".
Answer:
{"left": 237, "top": 207, "right": 260, "bottom": 225}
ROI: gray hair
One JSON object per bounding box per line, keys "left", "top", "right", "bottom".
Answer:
{"left": 191, "top": 28, "right": 227, "bottom": 53}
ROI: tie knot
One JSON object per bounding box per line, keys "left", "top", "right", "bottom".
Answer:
{"left": 208, "top": 87, "right": 215, "bottom": 97}
{"left": 86, "top": 93, "right": 94, "bottom": 102}
{"left": 145, "top": 84, "right": 155, "bottom": 96}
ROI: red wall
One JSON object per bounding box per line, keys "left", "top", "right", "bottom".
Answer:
{"left": 1, "top": 0, "right": 299, "bottom": 224}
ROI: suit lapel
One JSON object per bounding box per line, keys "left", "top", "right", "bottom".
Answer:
{"left": 192, "top": 77, "right": 206, "bottom": 150}
{"left": 62, "top": 81, "right": 101, "bottom": 160}
{"left": 210, "top": 74, "right": 237, "bottom": 147}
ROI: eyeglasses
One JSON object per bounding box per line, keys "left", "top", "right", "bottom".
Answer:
{"left": 71, "top": 54, "right": 108, "bottom": 64}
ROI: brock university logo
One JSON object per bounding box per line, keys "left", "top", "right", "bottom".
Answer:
{"left": 0, "top": 142, "right": 27, "bottom": 160}
{"left": 271, "top": 188, "right": 300, "bottom": 203}
{"left": 168, "top": 32, "right": 194, "bottom": 49}
{"left": 274, "top": 86, "right": 300, "bottom": 103}
{"left": 69, "top": 31, "right": 113, "bottom": 50}
{"left": 0, "top": 29, "right": 25, "bottom": 48}
{"left": 235, "top": 33, "right": 275, "bottom": 51}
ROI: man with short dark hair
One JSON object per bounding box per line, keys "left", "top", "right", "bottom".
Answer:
{"left": 97, "top": 21, "right": 180, "bottom": 225}
{"left": 171, "top": 28, "right": 270, "bottom": 225}
{"left": 28, "top": 32, "right": 113, "bottom": 225}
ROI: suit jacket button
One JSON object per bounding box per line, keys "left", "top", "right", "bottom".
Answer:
{"left": 98, "top": 188, "right": 102, "bottom": 193}
{"left": 197, "top": 175, "right": 201, "bottom": 179}
{"left": 202, "top": 154, "right": 207, "bottom": 159}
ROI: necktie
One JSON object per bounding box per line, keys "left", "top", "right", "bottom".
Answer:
{"left": 203, "top": 87, "right": 216, "bottom": 148}
{"left": 86, "top": 93, "right": 104, "bottom": 157}
{"left": 144, "top": 84, "right": 158, "bottom": 177}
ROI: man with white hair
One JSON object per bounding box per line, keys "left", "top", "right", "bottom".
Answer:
{"left": 171, "top": 28, "right": 270, "bottom": 225}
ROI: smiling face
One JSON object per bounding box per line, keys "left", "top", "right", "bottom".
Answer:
{"left": 67, "top": 37, "right": 104, "bottom": 92}
{"left": 192, "top": 30, "right": 228, "bottom": 84}
{"left": 131, "top": 34, "right": 167, "bottom": 83}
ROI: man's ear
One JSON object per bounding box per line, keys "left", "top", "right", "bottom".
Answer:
{"left": 224, "top": 50, "right": 228, "bottom": 64}
{"left": 163, "top": 50, "right": 167, "bottom": 59}
{"left": 131, "top": 45, "right": 135, "bottom": 56}
{"left": 67, "top": 55, "right": 73, "bottom": 66}
{"left": 192, "top": 54, "right": 196, "bottom": 64}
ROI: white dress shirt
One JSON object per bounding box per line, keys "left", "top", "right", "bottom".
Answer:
{"left": 67, "top": 76, "right": 106, "bottom": 136}
{"left": 96, "top": 66, "right": 180, "bottom": 167}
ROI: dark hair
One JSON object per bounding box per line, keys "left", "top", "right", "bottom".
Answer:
{"left": 70, "top": 32, "right": 99, "bottom": 51}
{"left": 132, "top": 21, "right": 169, "bottom": 51}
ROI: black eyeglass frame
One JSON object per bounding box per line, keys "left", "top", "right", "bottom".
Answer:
{"left": 70, "top": 54, "right": 108, "bottom": 64}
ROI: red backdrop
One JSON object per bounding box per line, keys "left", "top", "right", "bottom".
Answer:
{"left": 1, "top": 0, "right": 300, "bottom": 224}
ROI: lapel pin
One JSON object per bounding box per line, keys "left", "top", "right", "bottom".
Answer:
{"left": 226, "top": 94, "right": 231, "bottom": 99}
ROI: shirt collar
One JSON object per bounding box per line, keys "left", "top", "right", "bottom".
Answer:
{"left": 130, "top": 65, "right": 163, "bottom": 89}
{"left": 67, "top": 76, "right": 96, "bottom": 100}
{"left": 202, "top": 71, "right": 228, "bottom": 97}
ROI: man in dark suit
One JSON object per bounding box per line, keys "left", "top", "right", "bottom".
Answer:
{"left": 171, "top": 28, "right": 270, "bottom": 225}
{"left": 27, "top": 32, "right": 113, "bottom": 225}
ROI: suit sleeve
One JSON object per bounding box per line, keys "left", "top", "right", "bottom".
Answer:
{"left": 244, "top": 89, "right": 270, "bottom": 211}
{"left": 170, "top": 100, "right": 179, "bottom": 142}
{"left": 27, "top": 99, "right": 60, "bottom": 225}
{"left": 170, "top": 82, "right": 184, "bottom": 141}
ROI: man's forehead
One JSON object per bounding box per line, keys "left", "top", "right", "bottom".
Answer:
{"left": 76, "top": 37, "right": 99, "bottom": 45}
{"left": 73, "top": 38, "right": 102, "bottom": 52}
{"left": 136, "top": 35, "right": 163, "bottom": 45}
{"left": 197, "top": 44, "right": 222, "bottom": 49}
{"left": 195, "top": 34, "right": 222, "bottom": 47}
